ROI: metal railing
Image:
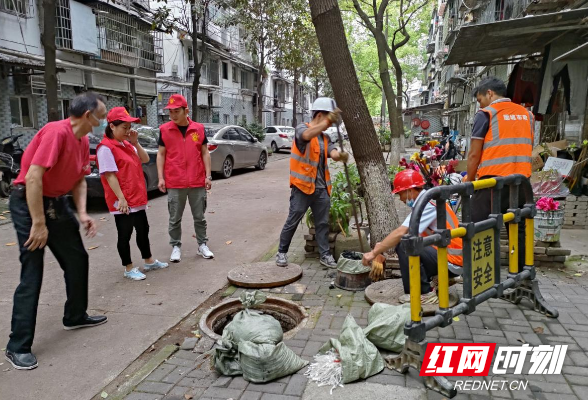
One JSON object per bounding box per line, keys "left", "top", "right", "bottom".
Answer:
{"left": 388, "top": 174, "right": 559, "bottom": 398}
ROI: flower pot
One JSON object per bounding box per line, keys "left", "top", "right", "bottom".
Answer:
{"left": 534, "top": 209, "right": 564, "bottom": 242}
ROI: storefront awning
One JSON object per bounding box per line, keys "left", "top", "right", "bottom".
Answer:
{"left": 553, "top": 42, "right": 588, "bottom": 61}
{"left": 0, "top": 53, "right": 46, "bottom": 69}
{"left": 403, "top": 102, "right": 444, "bottom": 114}
{"left": 445, "top": 8, "right": 588, "bottom": 66}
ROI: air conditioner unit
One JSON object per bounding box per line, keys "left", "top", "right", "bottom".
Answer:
{"left": 208, "top": 92, "right": 221, "bottom": 108}
{"left": 171, "top": 65, "right": 178, "bottom": 77}
{"left": 212, "top": 93, "right": 221, "bottom": 107}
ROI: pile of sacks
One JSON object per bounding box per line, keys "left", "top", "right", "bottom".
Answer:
{"left": 305, "top": 303, "right": 411, "bottom": 393}
{"left": 213, "top": 291, "right": 308, "bottom": 383}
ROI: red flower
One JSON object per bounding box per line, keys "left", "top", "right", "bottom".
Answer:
{"left": 421, "top": 144, "right": 431, "bottom": 151}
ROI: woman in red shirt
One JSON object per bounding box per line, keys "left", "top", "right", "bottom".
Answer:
{"left": 97, "top": 107, "right": 168, "bottom": 280}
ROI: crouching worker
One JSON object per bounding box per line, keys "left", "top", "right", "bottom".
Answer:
{"left": 362, "top": 169, "right": 463, "bottom": 304}
{"left": 97, "top": 107, "right": 168, "bottom": 280}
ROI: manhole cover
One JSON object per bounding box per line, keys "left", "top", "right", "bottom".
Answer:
{"left": 227, "top": 262, "right": 302, "bottom": 288}
{"left": 364, "top": 279, "right": 459, "bottom": 316}
{"left": 199, "top": 296, "right": 308, "bottom": 341}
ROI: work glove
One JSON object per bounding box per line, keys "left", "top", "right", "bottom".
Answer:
{"left": 339, "top": 151, "right": 349, "bottom": 164}
{"left": 369, "top": 254, "right": 386, "bottom": 282}
{"left": 327, "top": 108, "right": 342, "bottom": 125}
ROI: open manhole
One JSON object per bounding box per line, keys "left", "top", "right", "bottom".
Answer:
{"left": 199, "top": 296, "right": 308, "bottom": 342}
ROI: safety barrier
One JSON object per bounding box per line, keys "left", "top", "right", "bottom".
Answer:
{"left": 388, "top": 174, "right": 559, "bottom": 398}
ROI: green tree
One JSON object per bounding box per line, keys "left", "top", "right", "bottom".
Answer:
{"left": 309, "top": 0, "right": 399, "bottom": 246}
{"left": 227, "top": 0, "right": 296, "bottom": 123}
{"left": 151, "top": 0, "right": 223, "bottom": 121}
{"left": 273, "top": 0, "right": 325, "bottom": 127}
{"left": 347, "top": 0, "right": 429, "bottom": 166}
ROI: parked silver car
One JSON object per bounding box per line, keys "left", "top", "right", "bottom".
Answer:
{"left": 262, "top": 126, "right": 295, "bottom": 153}
{"left": 205, "top": 124, "right": 268, "bottom": 179}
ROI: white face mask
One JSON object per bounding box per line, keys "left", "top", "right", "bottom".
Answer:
{"left": 406, "top": 192, "right": 416, "bottom": 208}
{"left": 91, "top": 113, "right": 108, "bottom": 135}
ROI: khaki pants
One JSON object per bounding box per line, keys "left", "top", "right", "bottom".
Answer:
{"left": 167, "top": 188, "right": 208, "bottom": 247}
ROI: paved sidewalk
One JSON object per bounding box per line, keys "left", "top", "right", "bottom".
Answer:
{"left": 119, "top": 226, "right": 588, "bottom": 400}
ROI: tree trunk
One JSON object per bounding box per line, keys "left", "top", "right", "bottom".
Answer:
{"left": 292, "top": 67, "right": 299, "bottom": 127}
{"left": 256, "top": 64, "right": 264, "bottom": 124}
{"left": 394, "top": 68, "right": 405, "bottom": 154}
{"left": 309, "top": 0, "right": 398, "bottom": 246}
{"left": 42, "top": 0, "right": 59, "bottom": 122}
{"left": 373, "top": 34, "right": 400, "bottom": 167}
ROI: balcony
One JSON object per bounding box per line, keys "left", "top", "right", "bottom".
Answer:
{"left": 94, "top": 3, "right": 164, "bottom": 72}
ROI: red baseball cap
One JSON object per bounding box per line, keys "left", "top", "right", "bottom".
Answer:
{"left": 164, "top": 94, "right": 188, "bottom": 109}
{"left": 107, "top": 107, "right": 141, "bottom": 123}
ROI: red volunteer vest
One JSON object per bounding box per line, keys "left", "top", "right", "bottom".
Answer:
{"left": 160, "top": 119, "right": 206, "bottom": 189}
{"left": 97, "top": 136, "right": 148, "bottom": 212}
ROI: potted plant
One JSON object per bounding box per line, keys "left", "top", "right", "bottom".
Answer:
{"left": 378, "top": 129, "right": 391, "bottom": 152}
{"left": 534, "top": 197, "right": 565, "bottom": 243}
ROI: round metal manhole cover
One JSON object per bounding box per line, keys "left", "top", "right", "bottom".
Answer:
{"left": 364, "top": 279, "right": 459, "bottom": 316}
{"left": 227, "top": 262, "right": 303, "bottom": 288}
{"left": 199, "top": 296, "right": 308, "bottom": 342}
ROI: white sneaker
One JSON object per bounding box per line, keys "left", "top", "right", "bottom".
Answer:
{"left": 197, "top": 243, "right": 214, "bottom": 259}
{"left": 170, "top": 246, "right": 181, "bottom": 263}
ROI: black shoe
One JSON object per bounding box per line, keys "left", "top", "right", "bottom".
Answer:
{"left": 5, "top": 350, "right": 38, "bottom": 370}
{"left": 63, "top": 315, "right": 108, "bottom": 331}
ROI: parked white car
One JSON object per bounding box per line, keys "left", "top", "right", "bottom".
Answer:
{"left": 262, "top": 126, "right": 295, "bottom": 153}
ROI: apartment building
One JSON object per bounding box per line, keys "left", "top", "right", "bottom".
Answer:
{"left": 414, "top": 0, "right": 588, "bottom": 146}
{"left": 0, "top": 0, "right": 165, "bottom": 147}
{"left": 156, "top": 1, "right": 315, "bottom": 128}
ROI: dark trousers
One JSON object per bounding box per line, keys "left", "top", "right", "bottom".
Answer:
{"left": 397, "top": 244, "right": 457, "bottom": 294}
{"left": 279, "top": 187, "right": 331, "bottom": 257}
{"left": 471, "top": 181, "right": 527, "bottom": 272}
{"left": 7, "top": 187, "right": 89, "bottom": 353}
{"left": 114, "top": 210, "right": 152, "bottom": 266}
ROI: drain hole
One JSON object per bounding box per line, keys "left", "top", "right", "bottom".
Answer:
{"left": 212, "top": 310, "right": 298, "bottom": 336}
{"left": 201, "top": 297, "right": 308, "bottom": 341}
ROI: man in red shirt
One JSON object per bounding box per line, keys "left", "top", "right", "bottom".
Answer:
{"left": 5, "top": 92, "right": 108, "bottom": 370}
{"left": 157, "top": 94, "right": 213, "bottom": 262}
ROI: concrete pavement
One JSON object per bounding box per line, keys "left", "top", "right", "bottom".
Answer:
{"left": 0, "top": 152, "right": 294, "bottom": 400}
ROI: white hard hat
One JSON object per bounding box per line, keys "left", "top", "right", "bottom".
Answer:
{"left": 311, "top": 97, "right": 336, "bottom": 113}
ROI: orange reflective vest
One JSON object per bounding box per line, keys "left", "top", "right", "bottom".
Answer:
{"left": 423, "top": 201, "right": 463, "bottom": 267}
{"left": 289, "top": 129, "right": 332, "bottom": 195}
{"left": 478, "top": 101, "right": 533, "bottom": 178}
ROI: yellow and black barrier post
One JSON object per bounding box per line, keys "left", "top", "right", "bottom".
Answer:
{"left": 387, "top": 174, "right": 559, "bottom": 398}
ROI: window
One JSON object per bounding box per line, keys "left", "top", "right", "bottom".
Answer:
{"left": 241, "top": 70, "right": 249, "bottom": 89}
{"left": 58, "top": 99, "right": 71, "bottom": 119}
{"left": 236, "top": 127, "right": 253, "bottom": 142}
{"left": 224, "top": 128, "right": 242, "bottom": 141}
{"left": 55, "top": 0, "right": 72, "bottom": 49}
{"left": 234, "top": 115, "right": 239, "bottom": 125}
{"left": 222, "top": 62, "right": 228, "bottom": 80}
{"left": 187, "top": 47, "right": 194, "bottom": 62}
{"left": 223, "top": 114, "right": 229, "bottom": 124}
{"left": 210, "top": 59, "right": 220, "bottom": 86}
{"left": 212, "top": 111, "right": 220, "bottom": 123}
{"left": 266, "top": 127, "right": 277, "bottom": 133}
{"left": 232, "top": 66, "right": 239, "bottom": 83}
{"left": 10, "top": 97, "right": 33, "bottom": 127}
{"left": 0, "top": 0, "right": 28, "bottom": 16}
{"left": 242, "top": 115, "right": 246, "bottom": 124}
